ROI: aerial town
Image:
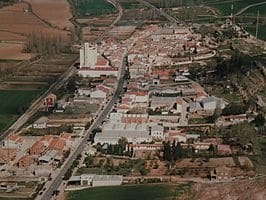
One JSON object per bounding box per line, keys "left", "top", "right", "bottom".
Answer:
{"left": 0, "top": 0, "right": 265, "bottom": 200}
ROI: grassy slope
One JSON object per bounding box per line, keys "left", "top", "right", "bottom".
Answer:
{"left": 68, "top": 184, "right": 191, "bottom": 200}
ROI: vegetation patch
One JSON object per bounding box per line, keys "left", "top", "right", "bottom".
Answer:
{"left": 68, "top": 184, "right": 192, "bottom": 200}
{"left": 73, "top": 0, "right": 116, "bottom": 17}
{"left": 0, "top": 89, "right": 41, "bottom": 132}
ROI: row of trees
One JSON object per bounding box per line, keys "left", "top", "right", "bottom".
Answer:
{"left": 96, "top": 138, "right": 133, "bottom": 157}
{"left": 24, "top": 32, "right": 73, "bottom": 56}
{"left": 163, "top": 141, "right": 186, "bottom": 162}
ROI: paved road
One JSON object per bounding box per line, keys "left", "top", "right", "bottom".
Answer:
{"left": 40, "top": 50, "right": 128, "bottom": 200}
{"left": 39, "top": 1, "right": 125, "bottom": 199}
{"left": 136, "top": 0, "right": 181, "bottom": 24}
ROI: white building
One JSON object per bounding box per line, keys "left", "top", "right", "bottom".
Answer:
{"left": 94, "top": 122, "right": 152, "bottom": 145}
{"left": 78, "top": 43, "right": 118, "bottom": 78}
{"left": 80, "top": 43, "right": 97, "bottom": 68}
{"left": 90, "top": 90, "right": 107, "bottom": 99}
{"left": 201, "top": 96, "right": 225, "bottom": 111}
{"left": 150, "top": 125, "right": 164, "bottom": 140}
{"left": 68, "top": 174, "right": 122, "bottom": 187}
{"left": 33, "top": 116, "right": 48, "bottom": 129}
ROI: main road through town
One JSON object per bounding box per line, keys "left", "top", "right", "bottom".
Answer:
{"left": 0, "top": 0, "right": 123, "bottom": 142}
{"left": 39, "top": 1, "right": 125, "bottom": 199}
{"left": 40, "top": 51, "right": 127, "bottom": 200}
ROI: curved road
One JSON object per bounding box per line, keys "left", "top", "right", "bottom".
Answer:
{"left": 136, "top": 0, "right": 181, "bottom": 24}
{"left": 234, "top": 1, "right": 266, "bottom": 16}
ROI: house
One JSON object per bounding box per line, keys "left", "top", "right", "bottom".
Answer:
{"left": 48, "top": 138, "right": 66, "bottom": 153}
{"left": 127, "top": 143, "right": 164, "bottom": 151}
{"left": 116, "top": 103, "right": 131, "bottom": 113}
{"left": 90, "top": 89, "right": 107, "bottom": 99}
{"left": 40, "top": 135, "right": 53, "bottom": 147}
{"left": 110, "top": 113, "right": 149, "bottom": 124}
{"left": 174, "top": 98, "right": 184, "bottom": 113}
{"left": 77, "top": 88, "right": 91, "bottom": 96}
{"left": 192, "top": 142, "right": 211, "bottom": 152}
{"left": 165, "top": 131, "right": 187, "bottom": 143}
{"left": 17, "top": 155, "right": 35, "bottom": 168}
{"left": 29, "top": 141, "right": 46, "bottom": 155}
{"left": 60, "top": 132, "right": 72, "bottom": 146}
{"left": 0, "top": 148, "right": 16, "bottom": 164}
{"left": 216, "top": 114, "right": 247, "bottom": 126}
{"left": 150, "top": 125, "right": 164, "bottom": 140}
{"left": 188, "top": 102, "right": 202, "bottom": 113}
{"left": 125, "top": 91, "right": 149, "bottom": 104}
{"left": 210, "top": 166, "right": 231, "bottom": 181}
{"left": 33, "top": 116, "right": 48, "bottom": 129}
{"left": 40, "top": 93, "right": 57, "bottom": 111}
{"left": 150, "top": 96, "right": 177, "bottom": 110}
{"left": 90, "top": 85, "right": 112, "bottom": 99}
{"left": 201, "top": 96, "right": 225, "bottom": 111}
{"left": 217, "top": 145, "right": 232, "bottom": 155}
{"left": 4, "top": 134, "right": 23, "bottom": 149}
{"left": 38, "top": 150, "right": 58, "bottom": 163}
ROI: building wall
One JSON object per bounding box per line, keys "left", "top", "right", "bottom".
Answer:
{"left": 78, "top": 70, "right": 118, "bottom": 78}
{"left": 90, "top": 90, "right": 107, "bottom": 99}
{"left": 92, "top": 180, "right": 122, "bottom": 187}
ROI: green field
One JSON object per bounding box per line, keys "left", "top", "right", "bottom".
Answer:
{"left": 0, "top": 90, "right": 41, "bottom": 132}
{"left": 73, "top": 0, "right": 116, "bottom": 17}
{"left": 68, "top": 184, "right": 192, "bottom": 200}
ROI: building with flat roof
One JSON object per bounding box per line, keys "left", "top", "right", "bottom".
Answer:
{"left": 68, "top": 174, "right": 122, "bottom": 187}
{"left": 94, "top": 122, "right": 152, "bottom": 145}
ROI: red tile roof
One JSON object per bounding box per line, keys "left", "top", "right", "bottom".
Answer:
{"left": 48, "top": 138, "right": 66, "bottom": 152}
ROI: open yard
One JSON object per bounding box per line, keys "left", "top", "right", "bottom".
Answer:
{"left": 67, "top": 184, "right": 192, "bottom": 200}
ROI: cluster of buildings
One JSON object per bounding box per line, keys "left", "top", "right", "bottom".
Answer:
{"left": 90, "top": 25, "right": 235, "bottom": 159}
{"left": 78, "top": 43, "right": 119, "bottom": 78}
{"left": 0, "top": 132, "right": 73, "bottom": 179}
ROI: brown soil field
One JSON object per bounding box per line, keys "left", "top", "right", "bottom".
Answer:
{"left": 193, "top": 176, "right": 266, "bottom": 200}
{"left": 0, "top": 3, "right": 69, "bottom": 39}
{"left": 0, "top": 43, "right": 32, "bottom": 60}
{"left": 0, "top": 2, "right": 71, "bottom": 60}
{"left": 25, "top": 0, "right": 74, "bottom": 30}
{"left": 0, "top": 31, "right": 26, "bottom": 42}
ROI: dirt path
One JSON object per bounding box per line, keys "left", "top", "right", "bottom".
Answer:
{"left": 22, "top": 0, "right": 72, "bottom": 32}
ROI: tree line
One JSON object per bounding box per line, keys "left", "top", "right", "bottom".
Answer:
{"left": 24, "top": 32, "right": 73, "bottom": 56}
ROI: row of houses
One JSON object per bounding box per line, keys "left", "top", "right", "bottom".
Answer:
{"left": 16, "top": 132, "right": 72, "bottom": 168}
